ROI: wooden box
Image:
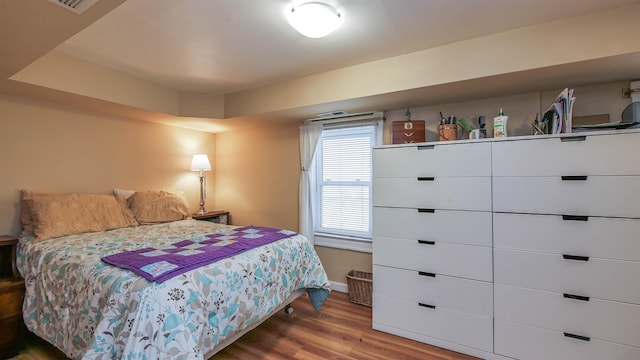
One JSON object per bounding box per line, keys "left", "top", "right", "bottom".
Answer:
{"left": 392, "top": 120, "right": 425, "bottom": 144}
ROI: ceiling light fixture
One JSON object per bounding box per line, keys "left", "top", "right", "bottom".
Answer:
{"left": 286, "top": 2, "right": 343, "bottom": 38}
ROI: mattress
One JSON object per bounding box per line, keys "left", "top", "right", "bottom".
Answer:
{"left": 17, "top": 219, "right": 331, "bottom": 359}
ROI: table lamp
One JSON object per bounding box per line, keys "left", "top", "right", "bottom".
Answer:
{"left": 190, "top": 154, "right": 212, "bottom": 215}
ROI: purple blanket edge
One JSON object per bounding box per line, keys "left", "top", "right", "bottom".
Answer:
{"left": 101, "top": 226, "right": 298, "bottom": 283}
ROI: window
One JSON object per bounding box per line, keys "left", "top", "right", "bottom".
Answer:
{"left": 314, "top": 122, "right": 381, "bottom": 240}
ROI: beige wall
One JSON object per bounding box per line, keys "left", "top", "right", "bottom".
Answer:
{"left": 0, "top": 94, "right": 216, "bottom": 236}
{"left": 11, "top": 51, "right": 181, "bottom": 115}
{"left": 213, "top": 119, "right": 375, "bottom": 283}
{"left": 1, "top": 1, "right": 636, "bottom": 288}
{"left": 314, "top": 247, "right": 372, "bottom": 284}
{"left": 384, "top": 81, "right": 631, "bottom": 142}
{"left": 214, "top": 120, "right": 301, "bottom": 231}
{"left": 216, "top": 81, "right": 631, "bottom": 285}
{"left": 0, "top": 81, "right": 630, "bottom": 282}
{"left": 11, "top": 51, "right": 227, "bottom": 120}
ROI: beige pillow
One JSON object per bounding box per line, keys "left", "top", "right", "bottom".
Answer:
{"left": 115, "top": 194, "right": 139, "bottom": 227}
{"left": 128, "top": 190, "right": 191, "bottom": 224}
{"left": 114, "top": 188, "right": 189, "bottom": 205}
{"left": 20, "top": 190, "right": 53, "bottom": 237}
{"left": 27, "top": 193, "right": 137, "bottom": 242}
{"left": 113, "top": 188, "right": 136, "bottom": 199}
{"left": 20, "top": 190, "right": 36, "bottom": 236}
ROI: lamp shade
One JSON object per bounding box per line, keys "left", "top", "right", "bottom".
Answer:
{"left": 286, "top": 2, "right": 343, "bottom": 38}
{"left": 190, "top": 154, "right": 212, "bottom": 171}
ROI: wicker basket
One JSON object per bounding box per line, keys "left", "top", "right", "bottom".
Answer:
{"left": 346, "top": 270, "right": 372, "bottom": 307}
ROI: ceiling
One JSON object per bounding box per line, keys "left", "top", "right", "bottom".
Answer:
{"left": 1, "top": 0, "right": 639, "bottom": 132}
{"left": 57, "top": 0, "right": 640, "bottom": 95}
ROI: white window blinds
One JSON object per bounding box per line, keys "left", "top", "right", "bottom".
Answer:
{"left": 314, "top": 122, "right": 381, "bottom": 239}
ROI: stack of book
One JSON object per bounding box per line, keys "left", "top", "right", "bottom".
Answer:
{"left": 542, "top": 88, "right": 575, "bottom": 134}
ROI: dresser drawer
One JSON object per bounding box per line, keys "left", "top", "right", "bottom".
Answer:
{"left": 494, "top": 249, "right": 640, "bottom": 304}
{"left": 374, "top": 293, "right": 493, "bottom": 352}
{"left": 374, "top": 236, "right": 492, "bottom": 282}
{"left": 374, "top": 207, "right": 492, "bottom": 247}
{"left": 373, "top": 142, "right": 491, "bottom": 178}
{"left": 495, "top": 284, "right": 640, "bottom": 347}
{"left": 494, "top": 213, "right": 640, "bottom": 261}
{"left": 0, "top": 278, "right": 25, "bottom": 351}
{"left": 373, "top": 265, "right": 492, "bottom": 317}
{"left": 373, "top": 177, "right": 491, "bottom": 211}
{"left": 492, "top": 132, "right": 640, "bottom": 177}
{"left": 495, "top": 319, "right": 640, "bottom": 360}
{"left": 492, "top": 176, "right": 640, "bottom": 217}
{"left": 0, "top": 280, "right": 24, "bottom": 320}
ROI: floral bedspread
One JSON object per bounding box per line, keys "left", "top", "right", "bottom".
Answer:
{"left": 17, "top": 220, "right": 331, "bottom": 360}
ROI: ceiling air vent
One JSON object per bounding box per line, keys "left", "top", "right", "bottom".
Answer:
{"left": 306, "top": 111, "right": 384, "bottom": 123}
{"left": 316, "top": 111, "right": 348, "bottom": 118}
{"left": 48, "top": 0, "right": 99, "bottom": 14}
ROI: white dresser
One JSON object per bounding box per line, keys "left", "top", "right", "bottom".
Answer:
{"left": 372, "top": 142, "right": 495, "bottom": 358}
{"left": 492, "top": 132, "right": 640, "bottom": 360}
{"left": 372, "top": 130, "right": 640, "bottom": 360}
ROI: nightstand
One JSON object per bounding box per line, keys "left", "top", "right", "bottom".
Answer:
{"left": 0, "top": 235, "right": 25, "bottom": 358}
{"left": 192, "top": 210, "right": 230, "bottom": 225}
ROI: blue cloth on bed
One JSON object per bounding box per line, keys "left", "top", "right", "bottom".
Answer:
{"left": 307, "top": 288, "right": 330, "bottom": 312}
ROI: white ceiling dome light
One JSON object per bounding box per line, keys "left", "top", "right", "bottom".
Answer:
{"left": 286, "top": 2, "right": 343, "bottom": 38}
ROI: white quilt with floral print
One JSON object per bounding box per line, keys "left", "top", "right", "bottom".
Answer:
{"left": 17, "top": 220, "right": 331, "bottom": 360}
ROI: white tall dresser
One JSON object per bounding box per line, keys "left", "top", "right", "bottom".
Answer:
{"left": 372, "top": 141, "right": 496, "bottom": 358}
{"left": 372, "top": 130, "right": 640, "bottom": 360}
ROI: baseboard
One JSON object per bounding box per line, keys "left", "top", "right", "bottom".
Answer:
{"left": 330, "top": 281, "right": 348, "bottom": 293}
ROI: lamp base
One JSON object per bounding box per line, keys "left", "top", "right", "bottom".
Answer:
{"left": 198, "top": 174, "right": 206, "bottom": 216}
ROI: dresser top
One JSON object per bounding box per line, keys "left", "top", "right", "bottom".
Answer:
{"left": 376, "top": 128, "right": 640, "bottom": 149}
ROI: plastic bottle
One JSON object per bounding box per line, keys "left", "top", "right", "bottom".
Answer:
{"left": 493, "top": 108, "right": 508, "bottom": 138}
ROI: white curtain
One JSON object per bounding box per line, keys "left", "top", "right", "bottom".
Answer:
{"left": 299, "top": 122, "right": 323, "bottom": 244}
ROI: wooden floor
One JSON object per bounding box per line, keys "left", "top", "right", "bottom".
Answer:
{"left": 11, "top": 291, "right": 480, "bottom": 360}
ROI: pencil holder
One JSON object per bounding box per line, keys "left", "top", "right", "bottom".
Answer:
{"left": 438, "top": 124, "right": 458, "bottom": 141}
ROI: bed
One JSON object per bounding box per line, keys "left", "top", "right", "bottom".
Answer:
{"left": 16, "top": 190, "right": 331, "bottom": 359}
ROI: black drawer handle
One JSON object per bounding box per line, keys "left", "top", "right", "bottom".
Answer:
{"left": 418, "top": 271, "right": 436, "bottom": 277}
{"left": 418, "top": 208, "right": 435, "bottom": 213}
{"left": 564, "top": 332, "right": 591, "bottom": 342}
{"left": 562, "top": 215, "right": 589, "bottom": 221}
{"left": 418, "top": 303, "right": 436, "bottom": 309}
{"left": 563, "top": 254, "right": 589, "bottom": 262}
{"left": 418, "top": 240, "right": 435, "bottom": 245}
{"left": 561, "top": 175, "right": 588, "bottom": 181}
{"left": 417, "top": 145, "right": 435, "bottom": 150}
{"left": 417, "top": 177, "right": 435, "bottom": 181}
{"left": 561, "top": 136, "right": 587, "bottom": 142}
{"left": 563, "top": 293, "right": 590, "bottom": 302}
